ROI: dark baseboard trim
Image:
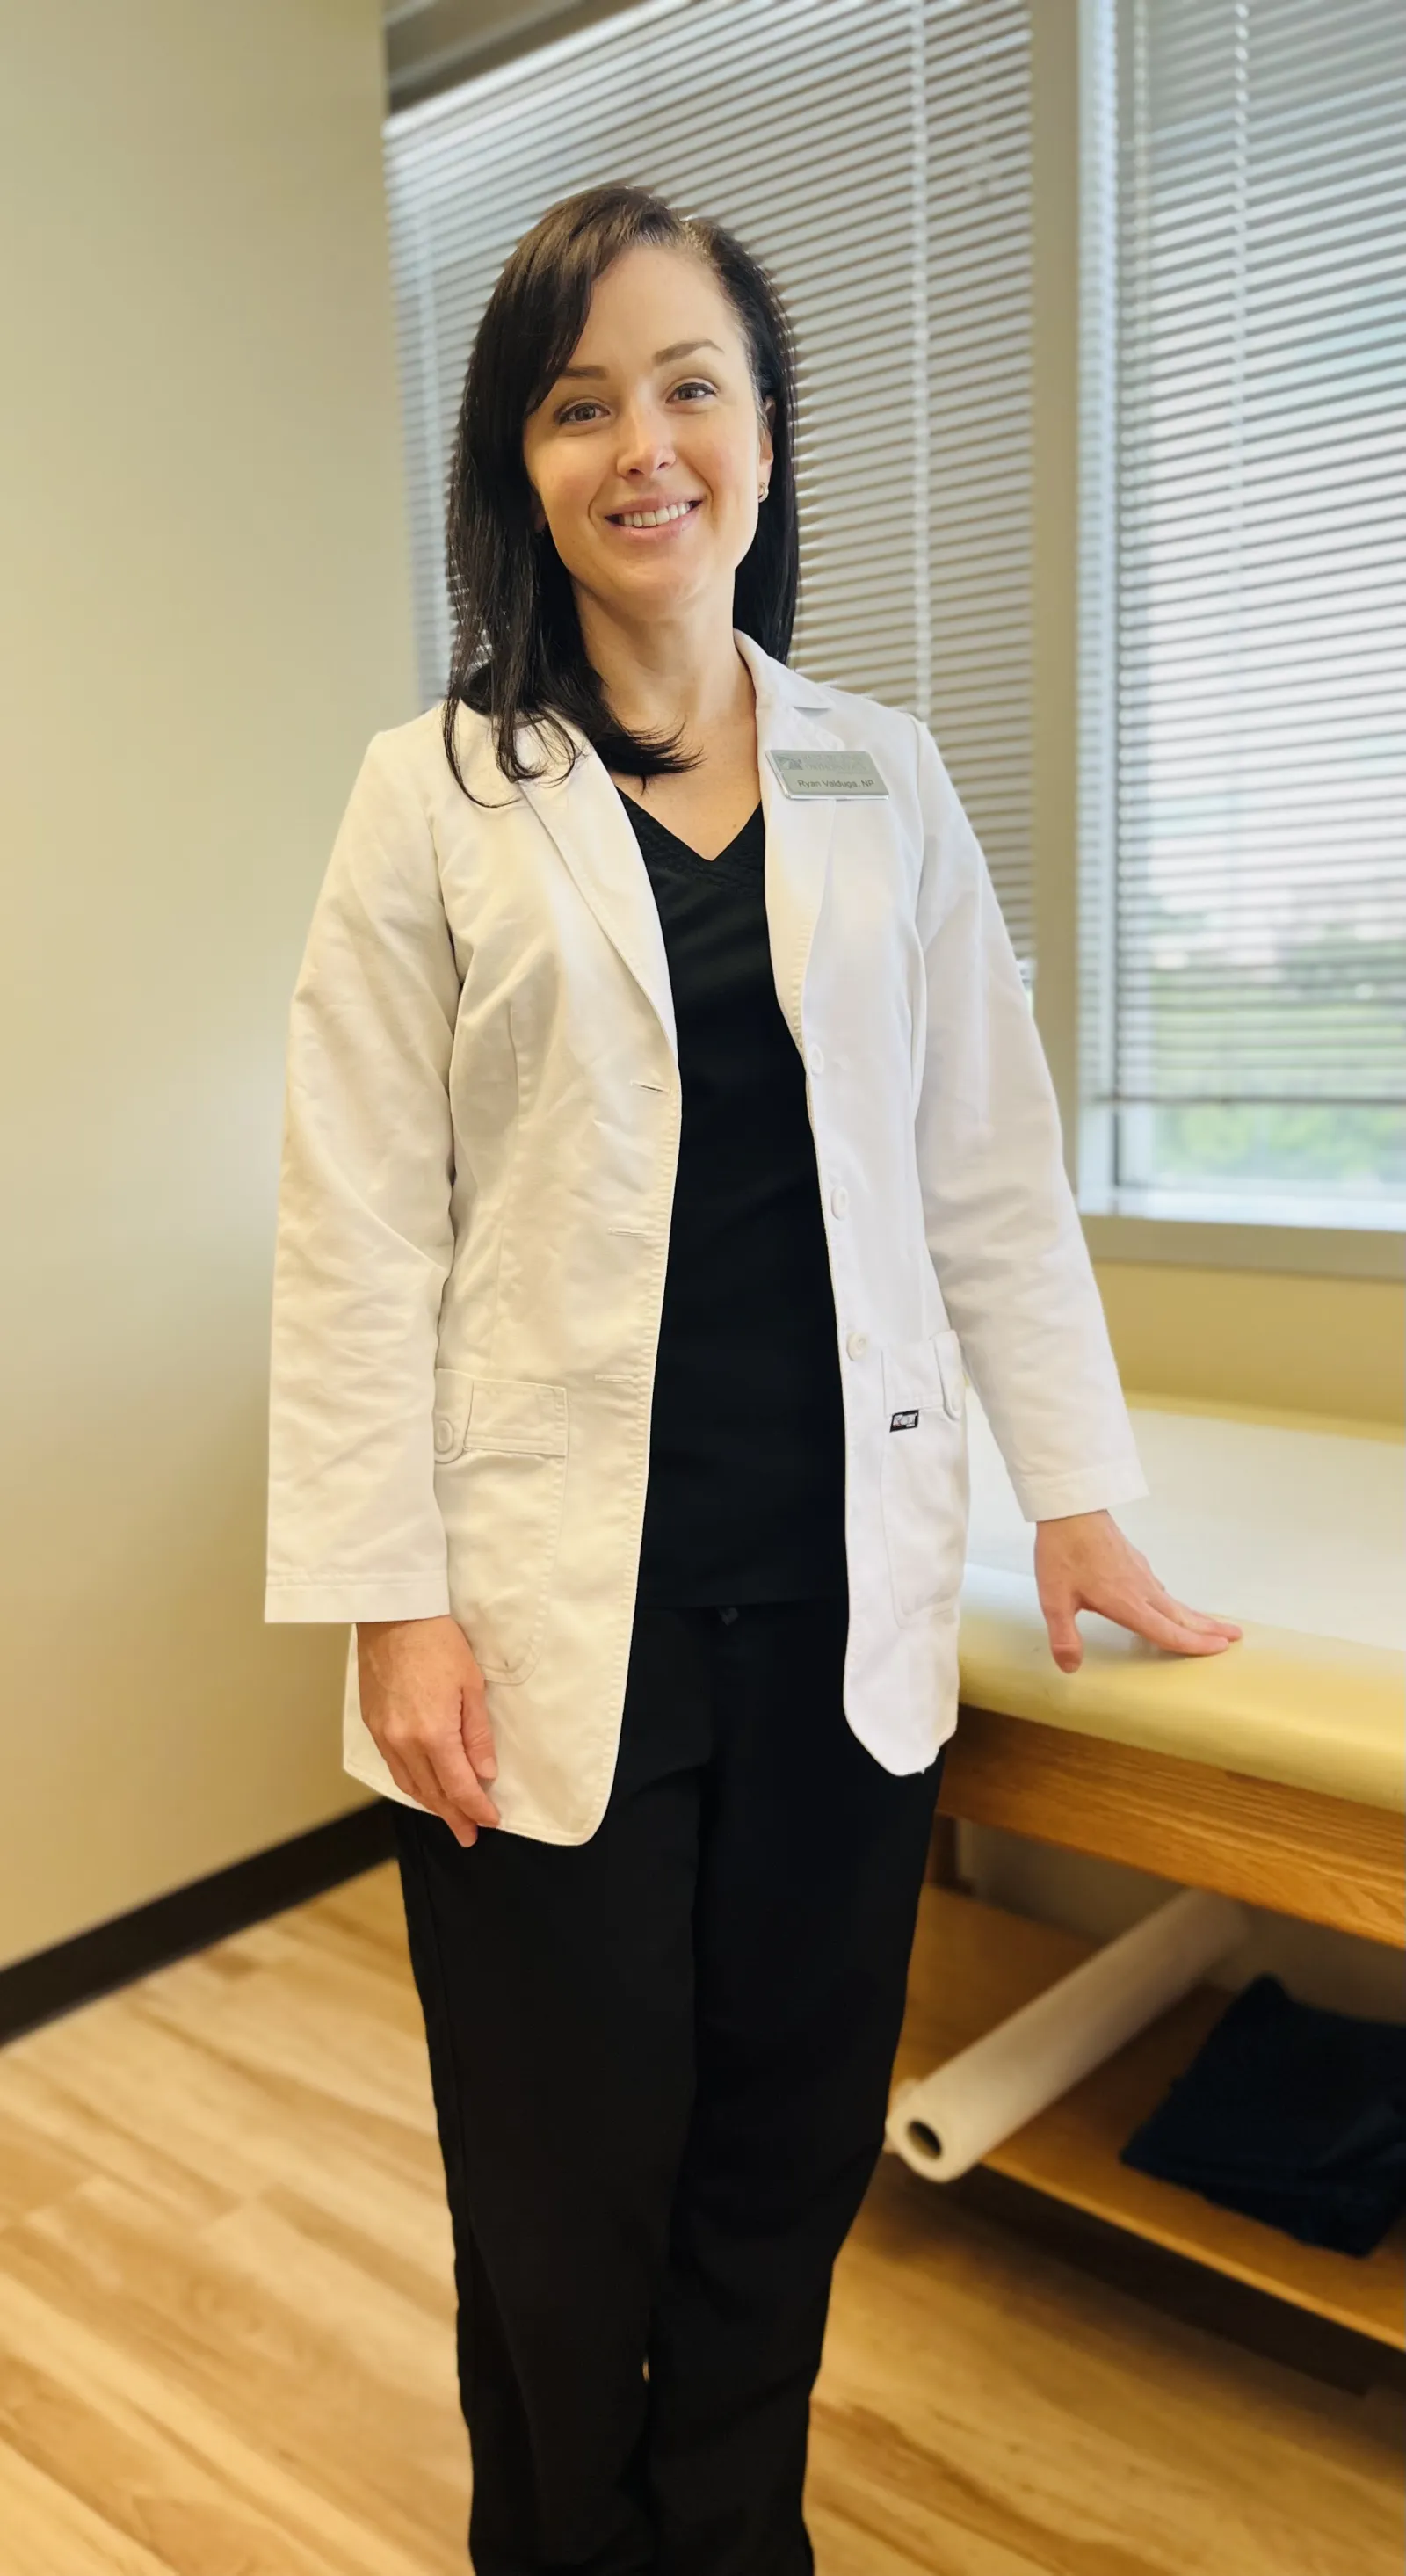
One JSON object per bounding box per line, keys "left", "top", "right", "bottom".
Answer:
{"left": 0, "top": 1802, "right": 397, "bottom": 2049}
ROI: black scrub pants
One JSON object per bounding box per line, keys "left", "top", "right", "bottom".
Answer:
{"left": 389, "top": 1587, "right": 946, "bottom": 2576}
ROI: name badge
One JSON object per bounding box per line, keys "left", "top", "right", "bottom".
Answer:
{"left": 766, "top": 749, "right": 890, "bottom": 800}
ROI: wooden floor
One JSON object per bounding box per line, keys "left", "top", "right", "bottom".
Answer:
{"left": 0, "top": 1863, "right": 1400, "bottom": 2574}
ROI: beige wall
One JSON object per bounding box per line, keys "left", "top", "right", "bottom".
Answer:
{"left": 1098, "top": 1264, "right": 1403, "bottom": 1430}
{"left": 0, "top": 0, "right": 418, "bottom": 1969}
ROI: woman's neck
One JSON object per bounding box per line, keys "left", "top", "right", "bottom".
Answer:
{"left": 576, "top": 597, "right": 750, "bottom": 747}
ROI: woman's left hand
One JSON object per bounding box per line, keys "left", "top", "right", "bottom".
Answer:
{"left": 1033, "top": 1509, "right": 1243, "bottom": 1673}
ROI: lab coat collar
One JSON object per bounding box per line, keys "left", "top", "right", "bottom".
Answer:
{"left": 514, "top": 628, "right": 840, "bottom": 1064}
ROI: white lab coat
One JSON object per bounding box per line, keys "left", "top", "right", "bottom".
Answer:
{"left": 265, "top": 628, "right": 1146, "bottom": 1840}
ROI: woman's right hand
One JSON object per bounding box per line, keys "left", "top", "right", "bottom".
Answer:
{"left": 355, "top": 1615, "right": 501, "bottom": 1847}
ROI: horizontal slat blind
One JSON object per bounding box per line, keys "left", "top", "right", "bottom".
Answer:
{"left": 383, "top": 0, "right": 1034, "bottom": 968}
{"left": 927, "top": 2, "right": 1032, "bottom": 967}
{"left": 1094, "top": 0, "right": 1405, "bottom": 1220}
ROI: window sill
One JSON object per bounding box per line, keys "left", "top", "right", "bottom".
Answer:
{"left": 1081, "top": 1211, "right": 1406, "bottom": 1283}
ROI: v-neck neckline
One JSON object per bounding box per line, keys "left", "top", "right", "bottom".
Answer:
{"left": 616, "top": 789, "right": 763, "bottom": 869}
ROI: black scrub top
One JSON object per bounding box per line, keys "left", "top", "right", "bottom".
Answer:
{"left": 616, "top": 784, "right": 849, "bottom": 1607}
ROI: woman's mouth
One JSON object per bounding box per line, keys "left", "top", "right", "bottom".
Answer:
{"left": 605, "top": 497, "right": 704, "bottom": 537}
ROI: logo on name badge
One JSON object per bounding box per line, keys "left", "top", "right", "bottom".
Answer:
{"left": 889, "top": 1408, "right": 920, "bottom": 1431}
{"left": 766, "top": 749, "right": 890, "bottom": 799}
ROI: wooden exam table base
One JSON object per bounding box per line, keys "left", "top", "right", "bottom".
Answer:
{"left": 895, "top": 1708, "right": 1406, "bottom": 2350}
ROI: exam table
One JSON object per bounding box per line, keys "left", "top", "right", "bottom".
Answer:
{"left": 892, "top": 1399, "right": 1406, "bottom": 2347}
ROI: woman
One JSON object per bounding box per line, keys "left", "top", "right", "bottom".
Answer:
{"left": 265, "top": 185, "right": 1239, "bottom": 2575}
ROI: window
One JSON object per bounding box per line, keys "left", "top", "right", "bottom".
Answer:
{"left": 1079, "top": 0, "right": 1406, "bottom": 1230}
{"left": 383, "top": 0, "right": 1036, "bottom": 970}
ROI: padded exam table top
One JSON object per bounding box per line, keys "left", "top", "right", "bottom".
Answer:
{"left": 959, "top": 1400, "right": 1404, "bottom": 1812}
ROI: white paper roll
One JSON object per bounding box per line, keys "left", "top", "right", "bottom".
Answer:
{"left": 886, "top": 1887, "right": 1250, "bottom": 2181}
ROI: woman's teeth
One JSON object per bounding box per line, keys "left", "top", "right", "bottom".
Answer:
{"left": 613, "top": 499, "right": 699, "bottom": 528}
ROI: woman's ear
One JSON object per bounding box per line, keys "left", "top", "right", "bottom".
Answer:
{"left": 759, "top": 393, "right": 776, "bottom": 483}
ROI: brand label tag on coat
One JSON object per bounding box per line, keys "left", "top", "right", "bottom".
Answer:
{"left": 890, "top": 1408, "right": 920, "bottom": 1431}
{"left": 766, "top": 749, "right": 890, "bottom": 799}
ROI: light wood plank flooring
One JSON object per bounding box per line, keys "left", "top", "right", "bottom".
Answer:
{"left": 0, "top": 1862, "right": 1400, "bottom": 2573}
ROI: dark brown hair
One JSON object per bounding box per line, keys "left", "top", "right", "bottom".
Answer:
{"left": 440, "top": 182, "right": 801, "bottom": 802}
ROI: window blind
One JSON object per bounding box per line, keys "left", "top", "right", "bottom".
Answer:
{"left": 1080, "top": 0, "right": 1406, "bottom": 1224}
{"left": 383, "top": 0, "right": 1035, "bottom": 967}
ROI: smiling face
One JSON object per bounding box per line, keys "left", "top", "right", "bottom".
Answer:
{"left": 521, "top": 241, "right": 774, "bottom": 635}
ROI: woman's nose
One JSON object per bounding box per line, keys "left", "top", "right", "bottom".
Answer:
{"left": 614, "top": 409, "right": 676, "bottom": 475}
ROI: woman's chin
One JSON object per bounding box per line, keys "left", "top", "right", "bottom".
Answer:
{"left": 588, "top": 557, "right": 719, "bottom": 616}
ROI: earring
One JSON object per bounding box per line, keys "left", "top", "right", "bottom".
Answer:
{"left": 758, "top": 483, "right": 770, "bottom": 500}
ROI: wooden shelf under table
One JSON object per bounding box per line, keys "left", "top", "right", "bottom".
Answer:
{"left": 891, "top": 1884, "right": 1406, "bottom": 2351}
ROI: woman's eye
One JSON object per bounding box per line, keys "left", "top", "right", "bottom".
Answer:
{"left": 557, "top": 381, "right": 714, "bottom": 424}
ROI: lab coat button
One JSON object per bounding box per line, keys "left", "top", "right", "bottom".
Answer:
{"left": 807, "top": 1043, "right": 825, "bottom": 1075}
{"left": 845, "top": 1330, "right": 868, "bottom": 1359}
{"left": 830, "top": 1185, "right": 849, "bottom": 1217}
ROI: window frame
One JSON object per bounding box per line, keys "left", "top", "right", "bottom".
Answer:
{"left": 1038, "top": 0, "right": 1404, "bottom": 1282}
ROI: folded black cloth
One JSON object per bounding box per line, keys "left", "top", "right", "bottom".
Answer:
{"left": 1119, "top": 1972, "right": 1406, "bottom": 2258}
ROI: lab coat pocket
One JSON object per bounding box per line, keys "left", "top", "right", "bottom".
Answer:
{"left": 879, "top": 1330, "right": 969, "bottom": 1620}
{"left": 432, "top": 1369, "right": 569, "bottom": 1683}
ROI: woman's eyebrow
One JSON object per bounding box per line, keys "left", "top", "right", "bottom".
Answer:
{"left": 556, "top": 337, "right": 725, "bottom": 381}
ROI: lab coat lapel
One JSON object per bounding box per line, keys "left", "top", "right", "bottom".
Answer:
{"left": 515, "top": 714, "right": 681, "bottom": 1058}
{"left": 736, "top": 628, "right": 840, "bottom": 1059}
{"left": 514, "top": 628, "right": 840, "bottom": 1066}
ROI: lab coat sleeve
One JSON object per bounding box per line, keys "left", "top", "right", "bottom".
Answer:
{"left": 909, "top": 714, "right": 1149, "bottom": 1522}
{"left": 264, "top": 734, "right": 459, "bottom": 1623}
